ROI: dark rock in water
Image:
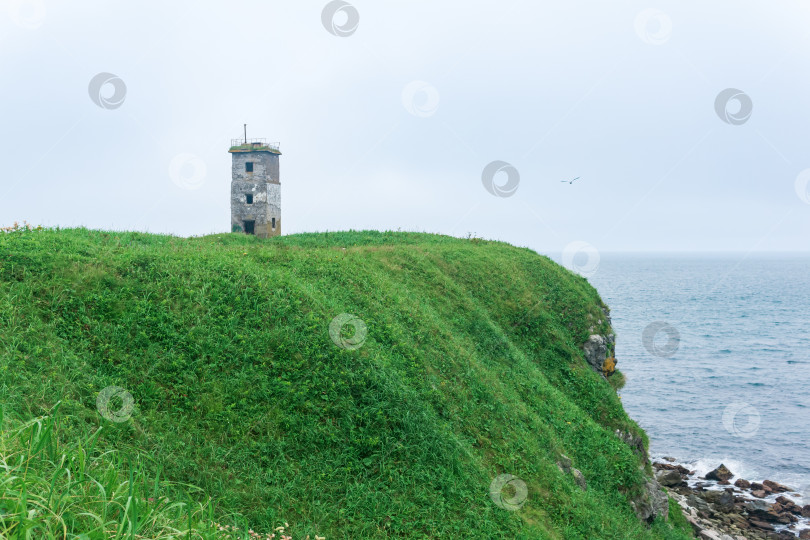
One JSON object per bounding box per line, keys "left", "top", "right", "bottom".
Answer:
{"left": 693, "top": 481, "right": 711, "bottom": 491}
{"left": 802, "top": 504, "right": 810, "bottom": 518}
{"left": 751, "top": 489, "right": 767, "bottom": 498}
{"left": 799, "top": 529, "right": 810, "bottom": 539}
{"left": 762, "top": 479, "right": 792, "bottom": 493}
{"left": 775, "top": 496, "right": 803, "bottom": 515}
{"left": 653, "top": 462, "right": 691, "bottom": 475}
{"left": 662, "top": 456, "right": 676, "bottom": 462}
{"left": 655, "top": 468, "right": 684, "bottom": 487}
{"left": 751, "top": 481, "right": 765, "bottom": 491}
{"left": 734, "top": 478, "right": 751, "bottom": 489}
{"left": 745, "top": 499, "right": 776, "bottom": 520}
{"left": 705, "top": 464, "right": 734, "bottom": 483}
{"left": 744, "top": 499, "right": 791, "bottom": 525}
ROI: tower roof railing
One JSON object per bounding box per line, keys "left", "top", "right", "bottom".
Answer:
{"left": 229, "top": 138, "right": 281, "bottom": 153}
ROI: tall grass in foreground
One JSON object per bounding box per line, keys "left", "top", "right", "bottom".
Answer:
{"left": 0, "top": 404, "right": 308, "bottom": 540}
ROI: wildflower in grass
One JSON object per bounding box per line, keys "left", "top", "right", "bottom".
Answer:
{"left": 1, "top": 221, "right": 40, "bottom": 233}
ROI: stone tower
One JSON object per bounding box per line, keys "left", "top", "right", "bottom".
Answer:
{"left": 229, "top": 136, "right": 281, "bottom": 238}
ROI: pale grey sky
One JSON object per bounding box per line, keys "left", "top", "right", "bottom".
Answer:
{"left": 2, "top": 0, "right": 809, "bottom": 254}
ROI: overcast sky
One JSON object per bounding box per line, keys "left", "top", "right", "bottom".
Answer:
{"left": 2, "top": 0, "right": 809, "bottom": 254}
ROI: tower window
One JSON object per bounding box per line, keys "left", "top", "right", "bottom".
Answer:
{"left": 246, "top": 194, "right": 253, "bottom": 204}
{"left": 245, "top": 162, "right": 254, "bottom": 173}
{"left": 243, "top": 220, "right": 255, "bottom": 235}
{"left": 272, "top": 217, "right": 276, "bottom": 229}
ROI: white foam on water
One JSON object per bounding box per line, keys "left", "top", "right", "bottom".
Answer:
{"left": 653, "top": 454, "right": 809, "bottom": 503}
{"left": 683, "top": 457, "right": 753, "bottom": 480}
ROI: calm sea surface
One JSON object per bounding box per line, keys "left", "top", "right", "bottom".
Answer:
{"left": 580, "top": 254, "right": 810, "bottom": 499}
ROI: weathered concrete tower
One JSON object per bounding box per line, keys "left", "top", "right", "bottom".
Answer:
{"left": 229, "top": 135, "right": 281, "bottom": 238}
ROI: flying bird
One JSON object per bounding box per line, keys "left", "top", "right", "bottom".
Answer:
{"left": 561, "top": 176, "right": 580, "bottom": 184}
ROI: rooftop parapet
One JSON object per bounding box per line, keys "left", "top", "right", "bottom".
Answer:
{"left": 229, "top": 138, "right": 281, "bottom": 154}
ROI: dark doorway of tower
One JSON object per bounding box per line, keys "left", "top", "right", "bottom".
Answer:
{"left": 243, "top": 220, "right": 255, "bottom": 235}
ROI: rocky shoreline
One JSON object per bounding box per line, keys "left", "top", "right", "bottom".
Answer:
{"left": 653, "top": 459, "right": 810, "bottom": 539}
{"left": 582, "top": 329, "right": 809, "bottom": 538}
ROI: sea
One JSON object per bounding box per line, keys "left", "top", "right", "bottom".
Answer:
{"left": 574, "top": 253, "right": 810, "bottom": 503}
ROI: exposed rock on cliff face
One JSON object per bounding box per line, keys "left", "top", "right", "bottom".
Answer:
{"left": 615, "top": 429, "right": 648, "bottom": 465}
{"left": 572, "top": 468, "right": 588, "bottom": 491}
{"left": 631, "top": 474, "right": 670, "bottom": 523}
{"left": 588, "top": 327, "right": 669, "bottom": 525}
{"left": 583, "top": 333, "right": 616, "bottom": 376}
{"left": 583, "top": 334, "right": 606, "bottom": 370}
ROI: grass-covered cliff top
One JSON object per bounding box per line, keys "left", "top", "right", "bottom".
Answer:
{"left": 0, "top": 228, "right": 691, "bottom": 539}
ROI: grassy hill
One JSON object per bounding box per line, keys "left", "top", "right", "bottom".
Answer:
{"left": 0, "top": 227, "right": 692, "bottom": 539}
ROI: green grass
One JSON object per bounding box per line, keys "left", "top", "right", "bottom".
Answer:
{"left": 0, "top": 402, "right": 305, "bottom": 539}
{"left": 0, "top": 227, "right": 693, "bottom": 539}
